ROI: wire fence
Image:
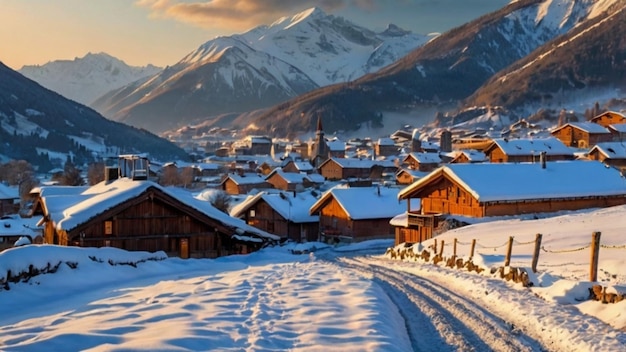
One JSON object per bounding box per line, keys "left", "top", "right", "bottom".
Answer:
{"left": 421, "top": 232, "right": 622, "bottom": 282}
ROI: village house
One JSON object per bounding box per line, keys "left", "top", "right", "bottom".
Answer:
{"left": 264, "top": 168, "right": 323, "bottom": 191}
{"left": 608, "top": 123, "right": 626, "bottom": 142}
{"left": 318, "top": 158, "right": 397, "bottom": 181}
{"left": 551, "top": 122, "right": 613, "bottom": 149}
{"left": 395, "top": 169, "right": 429, "bottom": 185}
{"left": 32, "top": 162, "right": 279, "bottom": 258}
{"left": 375, "top": 137, "right": 399, "bottom": 157}
{"left": 0, "top": 215, "right": 42, "bottom": 251}
{"left": 590, "top": 111, "right": 626, "bottom": 128}
{"left": 230, "top": 190, "right": 320, "bottom": 242}
{"left": 587, "top": 142, "right": 626, "bottom": 171}
{"left": 483, "top": 137, "right": 575, "bottom": 163}
{"left": 0, "top": 183, "right": 19, "bottom": 216}
{"left": 282, "top": 160, "right": 315, "bottom": 174}
{"left": 402, "top": 152, "right": 442, "bottom": 172}
{"left": 220, "top": 172, "right": 271, "bottom": 195}
{"left": 395, "top": 160, "right": 626, "bottom": 245}
{"left": 447, "top": 150, "right": 488, "bottom": 164}
{"left": 327, "top": 138, "right": 346, "bottom": 158}
{"left": 310, "top": 184, "right": 407, "bottom": 243}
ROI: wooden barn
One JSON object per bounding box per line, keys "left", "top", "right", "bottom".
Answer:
{"left": 395, "top": 161, "right": 626, "bottom": 245}
{"left": 590, "top": 111, "right": 626, "bottom": 128}
{"left": 551, "top": 122, "right": 613, "bottom": 149}
{"left": 484, "top": 137, "right": 575, "bottom": 163}
{"left": 282, "top": 160, "right": 315, "bottom": 174}
{"left": 309, "top": 184, "right": 406, "bottom": 243}
{"left": 32, "top": 176, "right": 279, "bottom": 258}
{"left": 230, "top": 190, "right": 320, "bottom": 242}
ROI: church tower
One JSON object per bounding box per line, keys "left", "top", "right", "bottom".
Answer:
{"left": 311, "top": 115, "right": 329, "bottom": 168}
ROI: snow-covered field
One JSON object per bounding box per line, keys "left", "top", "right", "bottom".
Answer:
{"left": 1, "top": 205, "right": 625, "bottom": 351}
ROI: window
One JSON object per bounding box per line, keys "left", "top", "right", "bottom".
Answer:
{"left": 104, "top": 221, "right": 113, "bottom": 235}
{"left": 250, "top": 209, "right": 256, "bottom": 218}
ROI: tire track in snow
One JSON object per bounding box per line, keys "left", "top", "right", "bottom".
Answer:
{"left": 338, "top": 256, "right": 545, "bottom": 352}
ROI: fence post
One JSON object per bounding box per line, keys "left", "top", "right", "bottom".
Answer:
{"left": 453, "top": 238, "right": 457, "bottom": 257}
{"left": 504, "top": 236, "right": 514, "bottom": 267}
{"left": 531, "top": 233, "right": 542, "bottom": 273}
{"left": 433, "top": 238, "right": 437, "bottom": 253}
{"left": 470, "top": 239, "right": 476, "bottom": 260}
{"left": 590, "top": 231, "right": 601, "bottom": 282}
{"left": 439, "top": 240, "right": 445, "bottom": 258}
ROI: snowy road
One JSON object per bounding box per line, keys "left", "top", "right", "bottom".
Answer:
{"left": 337, "top": 256, "right": 543, "bottom": 351}
{"left": 2, "top": 244, "right": 625, "bottom": 351}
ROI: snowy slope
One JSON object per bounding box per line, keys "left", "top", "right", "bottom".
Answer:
{"left": 19, "top": 52, "right": 161, "bottom": 106}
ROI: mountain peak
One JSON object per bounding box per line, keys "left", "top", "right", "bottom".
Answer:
{"left": 380, "top": 24, "right": 411, "bottom": 37}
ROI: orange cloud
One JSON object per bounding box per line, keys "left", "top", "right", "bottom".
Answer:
{"left": 135, "top": 0, "right": 376, "bottom": 31}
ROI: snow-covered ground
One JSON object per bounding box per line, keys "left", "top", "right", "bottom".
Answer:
{"left": 1, "top": 205, "right": 625, "bottom": 351}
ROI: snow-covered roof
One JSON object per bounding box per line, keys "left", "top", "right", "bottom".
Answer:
{"left": 231, "top": 190, "right": 319, "bottom": 223}
{"left": 0, "top": 216, "right": 41, "bottom": 238}
{"left": 311, "top": 185, "right": 406, "bottom": 220}
{"left": 398, "top": 161, "right": 626, "bottom": 203}
{"left": 489, "top": 137, "right": 573, "bottom": 156}
{"left": 377, "top": 137, "right": 396, "bottom": 146}
{"left": 306, "top": 173, "right": 325, "bottom": 184}
{"left": 327, "top": 139, "right": 346, "bottom": 151}
{"left": 453, "top": 149, "right": 488, "bottom": 162}
{"left": 39, "top": 178, "right": 279, "bottom": 241}
{"left": 0, "top": 183, "right": 19, "bottom": 200}
{"left": 553, "top": 122, "right": 611, "bottom": 134}
{"left": 223, "top": 173, "right": 267, "bottom": 185}
{"left": 326, "top": 158, "right": 396, "bottom": 169}
{"left": 406, "top": 152, "right": 441, "bottom": 164}
{"left": 609, "top": 124, "right": 626, "bottom": 133}
{"left": 588, "top": 142, "right": 626, "bottom": 159}
{"left": 288, "top": 161, "right": 314, "bottom": 172}
{"left": 266, "top": 169, "right": 308, "bottom": 184}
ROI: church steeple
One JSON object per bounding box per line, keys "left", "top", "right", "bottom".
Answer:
{"left": 312, "top": 114, "right": 328, "bottom": 168}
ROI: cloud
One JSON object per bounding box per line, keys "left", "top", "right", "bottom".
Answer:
{"left": 135, "top": 0, "right": 376, "bottom": 31}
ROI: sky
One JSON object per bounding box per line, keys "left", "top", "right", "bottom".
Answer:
{"left": 1, "top": 204, "right": 625, "bottom": 350}
{"left": 1, "top": 0, "right": 511, "bottom": 70}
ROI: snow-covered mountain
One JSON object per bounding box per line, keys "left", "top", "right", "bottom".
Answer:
{"left": 238, "top": 0, "right": 625, "bottom": 137}
{"left": 0, "top": 62, "right": 187, "bottom": 171}
{"left": 92, "top": 7, "right": 433, "bottom": 134}
{"left": 19, "top": 52, "right": 161, "bottom": 106}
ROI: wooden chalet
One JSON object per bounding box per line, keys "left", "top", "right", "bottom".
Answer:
{"left": 484, "top": 137, "right": 575, "bottom": 163}
{"left": 551, "top": 122, "right": 613, "bottom": 149}
{"left": 403, "top": 152, "right": 441, "bottom": 172}
{"left": 375, "top": 138, "right": 399, "bottom": 157}
{"left": 448, "top": 150, "right": 488, "bottom": 164}
{"left": 309, "top": 185, "right": 406, "bottom": 243}
{"left": 220, "top": 172, "right": 271, "bottom": 195}
{"left": 265, "top": 168, "right": 321, "bottom": 191}
{"left": 0, "top": 216, "right": 42, "bottom": 251}
{"left": 231, "top": 190, "right": 320, "bottom": 242}
{"left": 32, "top": 176, "right": 279, "bottom": 258}
{"left": 395, "top": 161, "right": 626, "bottom": 245}
{"left": 590, "top": 111, "right": 626, "bottom": 128}
{"left": 282, "top": 160, "right": 315, "bottom": 174}
{"left": 318, "top": 158, "right": 397, "bottom": 181}
{"left": 395, "top": 169, "right": 429, "bottom": 185}
{"left": 608, "top": 124, "right": 626, "bottom": 142}
{"left": 587, "top": 142, "right": 626, "bottom": 171}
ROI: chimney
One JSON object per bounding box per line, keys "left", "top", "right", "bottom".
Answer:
{"left": 104, "top": 166, "right": 119, "bottom": 183}
{"left": 540, "top": 151, "right": 547, "bottom": 169}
